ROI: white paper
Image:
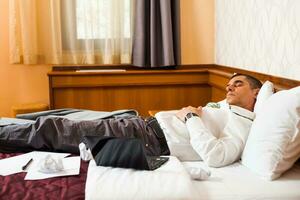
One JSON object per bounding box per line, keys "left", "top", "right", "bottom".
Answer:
{"left": 0, "top": 151, "right": 70, "bottom": 176}
{"left": 25, "top": 156, "right": 81, "bottom": 180}
{"left": 0, "top": 153, "right": 31, "bottom": 175}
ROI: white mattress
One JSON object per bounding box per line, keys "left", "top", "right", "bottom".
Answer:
{"left": 184, "top": 160, "right": 300, "bottom": 200}
{"left": 85, "top": 158, "right": 300, "bottom": 200}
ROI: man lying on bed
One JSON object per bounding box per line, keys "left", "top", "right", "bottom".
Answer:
{"left": 170, "top": 73, "right": 261, "bottom": 167}
{"left": 0, "top": 73, "right": 261, "bottom": 168}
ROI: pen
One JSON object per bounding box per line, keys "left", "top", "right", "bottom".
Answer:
{"left": 22, "top": 158, "right": 33, "bottom": 171}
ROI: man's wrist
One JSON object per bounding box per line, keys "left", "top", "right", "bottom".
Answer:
{"left": 184, "top": 112, "right": 199, "bottom": 123}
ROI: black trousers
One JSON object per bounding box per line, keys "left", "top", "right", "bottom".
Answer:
{"left": 0, "top": 116, "right": 169, "bottom": 156}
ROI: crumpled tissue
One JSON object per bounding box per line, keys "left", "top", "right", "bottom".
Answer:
{"left": 38, "top": 155, "right": 64, "bottom": 173}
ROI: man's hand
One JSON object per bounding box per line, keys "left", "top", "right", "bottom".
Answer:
{"left": 176, "top": 106, "right": 203, "bottom": 122}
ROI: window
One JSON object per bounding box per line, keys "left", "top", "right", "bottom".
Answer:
{"left": 10, "top": 0, "right": 134, "bottom": 64}
{"left": 76, "top": 0, "right": 131, "bottom": 39}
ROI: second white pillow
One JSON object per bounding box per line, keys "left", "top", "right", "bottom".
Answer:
{"left": 253, "top": 80, "right": 274, "bottom": 114}
{"left": 241, "top": 86, "right": 300, "bottom": 180}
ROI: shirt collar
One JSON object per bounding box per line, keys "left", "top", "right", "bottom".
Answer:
{"left": 229, "top": 105, "right": 255, "bottom": 121}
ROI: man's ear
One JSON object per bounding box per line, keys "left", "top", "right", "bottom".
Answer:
{"left": 253, "top": 88, "right": 260, "bottom": 98}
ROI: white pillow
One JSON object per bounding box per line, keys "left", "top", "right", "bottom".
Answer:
{"left": 253, "top": 81, "right": 274, "bottom": 114}
{"left": 241, "top": 86, "right": 300, "bottom": 180}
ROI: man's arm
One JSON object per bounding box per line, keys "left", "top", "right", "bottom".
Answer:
{"left": 186, "top": 116, "right": 244, "bottom": 167}
{"left": 176, "top": 106, "right": 245, "bottom": 167}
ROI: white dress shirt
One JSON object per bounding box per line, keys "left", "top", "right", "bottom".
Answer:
{"left": 155, "top": 102, "right": 255, "bottom": 167}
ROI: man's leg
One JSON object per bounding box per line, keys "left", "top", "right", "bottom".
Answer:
{"left": 0, "top": 115, "right": 164, "bottom": 155}
{"left": 0, "top": 116, "right": 84, "bottom": 153}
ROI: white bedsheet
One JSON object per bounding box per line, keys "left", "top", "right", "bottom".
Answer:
{"left": 85, "top": 156, "right": 198, "bottom": 200}
{"left": 184, "top": 160, "right": 300, "bottom": 200}
{"left": 86, "top": 157, "right": 300, "bottom": 200}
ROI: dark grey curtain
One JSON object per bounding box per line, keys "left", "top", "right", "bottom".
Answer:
{"left": 132, "top": 0, "right": 181, "bottom": 68}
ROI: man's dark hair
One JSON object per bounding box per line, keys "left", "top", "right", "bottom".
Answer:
{"left": 230, "top": 73, "right": 262, "bottom": 89}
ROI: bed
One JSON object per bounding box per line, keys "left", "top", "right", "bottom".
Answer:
{"left": 85, "top": 157, "right": 300, "bottom": 200}
{"left": 1, "top": 66, "right": 300, "bottom": 199}
{"left": 1, "top": 153, "right": 300, "bottom": 200}
{"left": 2, "top": 104, "right": 300, "bottom": 200}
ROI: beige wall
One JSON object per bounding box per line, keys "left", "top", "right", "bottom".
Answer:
{"left": 0, "top": 0, "right": 51, "bottom": 117}
{"left": 0, "top": 0, "right": 215, "bottom": 117}
{"left": 181, "top": 0, "right": 215, "bottom": 64}
{"left": 216, "top": 0, "right": 300, "bottom": 80}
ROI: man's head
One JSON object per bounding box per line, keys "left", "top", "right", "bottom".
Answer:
{"left": 226, "top": 73, "right": 262, "bottom": 111}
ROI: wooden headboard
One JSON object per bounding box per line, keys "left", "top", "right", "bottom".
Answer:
{"left": 48, "top": 65, "right": 299, "bottom": 116}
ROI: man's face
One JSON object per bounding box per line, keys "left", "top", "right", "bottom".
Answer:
{"left": 226, "top": 75, "right": 259, "bottom": 111}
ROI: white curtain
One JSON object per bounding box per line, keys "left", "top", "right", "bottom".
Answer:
{"left": 9, "top": 0, "right": 134, "bottom": 65}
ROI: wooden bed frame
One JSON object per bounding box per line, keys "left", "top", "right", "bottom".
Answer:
{"left": 48, "top": 64, "right": 299, "bottom": 116}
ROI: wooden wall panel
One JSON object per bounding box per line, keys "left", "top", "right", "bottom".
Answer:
{"left": 208, "top": 69, "right": 231, "bottom": 102}
{"left": 49, "top": 68, "right": 212, "bottom": 116}
{"left": 52, "top": 85, "right": 211, "bottom": 116}
{"left": 48, "top": 65, "right": 299, "bottom": 117}
{"left": 50, "top": 72, "right": 208, "bottom": 88}
{"left": 211, "top": 87, "right": 226, "bottom": 102}
{"left": 214, "top": 65, "right": 300, "bottom": 90}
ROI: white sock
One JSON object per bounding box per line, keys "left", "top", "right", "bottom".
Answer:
{"left": 79, "top": 142, "right": 93, "bottom": 161}
{"left": 186, "top": 166, "right": 211, "bottom": 180}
